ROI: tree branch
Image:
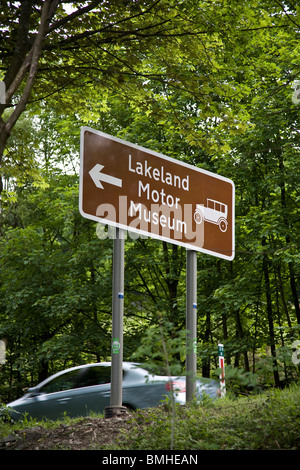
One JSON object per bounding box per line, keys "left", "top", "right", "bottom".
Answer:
{"left": 5, "top": 1, "right": 55, "bottom": 134}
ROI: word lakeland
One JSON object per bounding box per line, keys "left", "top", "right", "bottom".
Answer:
{"left": 102, "top": 453, "right": 198, "bottom": 466}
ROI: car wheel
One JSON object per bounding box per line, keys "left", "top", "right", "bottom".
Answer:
{"left": 194, "top": 211, "right": 203, "bottom": 224}
{"left": 218, "top": 218, "right": 228, "bottom": 232}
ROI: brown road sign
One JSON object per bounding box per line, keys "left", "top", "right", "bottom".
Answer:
{"left": 79, "top": 127, "right": 235, "bottom": 260}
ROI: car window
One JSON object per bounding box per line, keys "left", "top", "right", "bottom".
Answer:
{"left": 38, "top": 365, "right": 114, "bottom": 395}
{"left": 39, "top": 370, "right": 79, "bottom": 394}
{"left": 75, "top": 366, "right": 111, "bottom": 388}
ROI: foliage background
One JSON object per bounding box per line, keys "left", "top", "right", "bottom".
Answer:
{"left": 0, "top": 0, "right": 299, "bottom": 402}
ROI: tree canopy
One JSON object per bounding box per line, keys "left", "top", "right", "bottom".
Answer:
{"left": 0, "top": 0, "right": 299, "bottom": 401}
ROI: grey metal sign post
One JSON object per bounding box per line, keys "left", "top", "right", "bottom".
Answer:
{"left": 79, "top": 128, "right": 235, "bottom": 412}
{"left": 186, "top": 249, "right": 197, "bottom": 401}
{"left": 105, "top": 227, "right": 126, "bottom": 417}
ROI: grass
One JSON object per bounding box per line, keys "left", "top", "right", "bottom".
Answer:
{"left": 0, "top": 408, "right": 100, "bottom": 438}
{"left": 112, "top": 384, "right": 300, "bottom": 450}
{"left": 1, "top": 384, "right": 299, "bottom": 450}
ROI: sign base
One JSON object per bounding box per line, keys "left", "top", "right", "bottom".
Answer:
{"left": 104, "top": 405, "right": 128, "bottom": 419}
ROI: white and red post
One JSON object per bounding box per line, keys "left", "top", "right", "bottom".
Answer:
{"left": 218, "top": 343, "right": 226, "bottom": 398}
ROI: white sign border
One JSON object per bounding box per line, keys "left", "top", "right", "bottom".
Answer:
{"left": 79, "top": 126, "right": 235, "bottom": 261}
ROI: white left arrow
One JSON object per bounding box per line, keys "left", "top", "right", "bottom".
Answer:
{"left": 89, "top": 164, "right": 123, "bottom": 189}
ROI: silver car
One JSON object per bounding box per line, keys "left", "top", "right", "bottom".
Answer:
{"left": 6, "top": 362, "right": 219, "bottom": 421}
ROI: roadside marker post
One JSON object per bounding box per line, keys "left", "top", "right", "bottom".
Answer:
{"left": 218, "top": 343, "right": 226, "bottom": 398}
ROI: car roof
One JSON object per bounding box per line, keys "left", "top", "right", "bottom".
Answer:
{"left": 35, "top": 362, "right": 142, "bottom": 388}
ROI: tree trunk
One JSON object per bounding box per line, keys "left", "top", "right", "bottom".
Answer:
{"left": 262, "top": 252, "right": 281, "bottom": 388}
{"left": 277, "top": 147, "right": 300, "bottom": 325}
{"left": 289, "top": 263, "right": 300, "bottom": 325}
{"left": 274, "top": 263, "right": 292, "bottom": 328}
{"left": 235, "top": 309, "right": 250, "bottom": 372}
{"left": 202, "top": 311, "right": 211, "bottom": 378}
{"left": 0, "top": 0, "right": 57, "bottom": 165}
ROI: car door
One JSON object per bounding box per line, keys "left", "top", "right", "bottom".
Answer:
{"left": 38, "top": 365, "right": 113, "bottom": 419}
{"left": 66, "top": 365, "right": 112, "bottom": 416}
{"left": 18, "top": 365, "right": 113, "bottom": 420}
{"left": 22, "top": 369, "right": 80, "bottom": 421}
